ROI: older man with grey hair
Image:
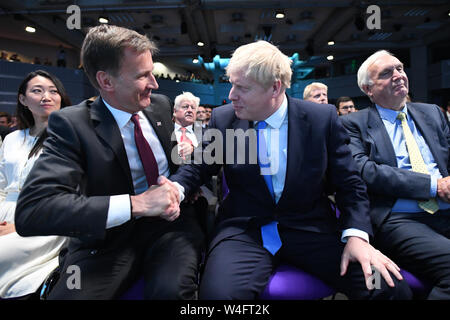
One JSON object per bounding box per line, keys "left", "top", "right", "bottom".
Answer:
{"left": 173, "top": 91, "right": 201, "bottom": 161}
{"left": 341, "top": 49, "right": 450, "bottom": 299}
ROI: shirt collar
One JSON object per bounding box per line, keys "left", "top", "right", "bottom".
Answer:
{"left": 174, "top": 122, "right": 193, "bottom": 133}
{"left": 254, "top": 95, "right": 288, "bottom": 129}
{"left": 102, "top": 97, "right": 139, "bottom": 129}
{"left": 375, "top": 103, "right": 408, "bottom": 124}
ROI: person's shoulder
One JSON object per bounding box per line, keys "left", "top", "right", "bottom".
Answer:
{"left": 409, "top": 102, "right": 439, "bottom": 112}
{"left": 55, "top": 99, "right": 91, "bottom": 118}
{"left": 340, "top": 107, "right": 369, "bottom": 126}
{"left": 288, "top": 96, "right": 332, "bottom": 112}
{"left": 213, "top": 103, "right": 234, "bottom": 116}
{"left": 2, "top": 128, "right": 25, "bottom": 145}
{"left": 150, "top": 93, "right": 172, "bottom": 107}
{"left": 210, "top": 103, "right": 236, "bottom": 125}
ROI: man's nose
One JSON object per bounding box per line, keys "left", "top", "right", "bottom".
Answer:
{"left": 148, "top": 74, "right": 159, "bottom": 90}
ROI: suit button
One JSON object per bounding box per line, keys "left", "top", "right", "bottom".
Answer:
{"left": 90, "top": 250, "right": 97, "bottom": 255}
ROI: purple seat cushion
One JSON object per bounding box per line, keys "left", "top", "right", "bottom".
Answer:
{"left": 260, "top": 264, "right": 335, "bottom": 300}
{"left": 120, "top": 278, "right": 144, "bottom": 300}
{"left": 400, "top": 269, "right": 431, "bottom": 296}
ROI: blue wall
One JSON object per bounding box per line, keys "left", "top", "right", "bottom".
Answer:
{"left": 0, "top": 60, "right": 96, "bottom": 115}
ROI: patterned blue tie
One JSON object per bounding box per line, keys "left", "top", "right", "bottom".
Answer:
{"left": 256, "top": 121, "right": 282, "bottom": 255}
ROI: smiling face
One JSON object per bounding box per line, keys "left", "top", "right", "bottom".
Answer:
{"left": 364, "top": 53, "right": 409, "bottom": 110}
{"left": 19, "top": 75, "right": 62, "bottom": 123}
{"left": 108, "top": 47, "right": 159, "bottom": 113}
{"left": 228, "top": 69, "right": 281, "bottom": 121}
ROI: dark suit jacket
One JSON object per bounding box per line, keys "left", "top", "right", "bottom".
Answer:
{"left": 341, "top": 103, "right": 450, "bottom": 230}
{"left": 0, "top": 125, "right": 12, "bottom": 140}
{"left": 170, "top": 95, "right": 373, "bottom": 248}
{"left": 15, "top": 94, "right": 177, "bottom": 251}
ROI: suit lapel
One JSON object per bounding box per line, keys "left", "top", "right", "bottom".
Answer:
{"left": 278, "top": 97, "right": 309, "bottom": 205}
{"left": 142, "top": 106, "right": 174, "bottom": 165}
{"left": 407, "top": 103, "right": 446, "bottom": 174}
{"left": 367, "top": 106, "right": 398, "bottom": 167}
{"left": 90, "top": 98, "right": 133, "bottom": 189}
{"left": 230, "top": 116, "right": 273, "bottom": 199}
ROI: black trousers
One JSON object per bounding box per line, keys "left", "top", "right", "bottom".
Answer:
{"left": 374, "top": 209, "right": 450, "bottom": 299}
{"left": 199, "top": 224, "right": 412, "bottom": 300}
{"left": 48, "top": 205, "right": 205, "bottom": 300}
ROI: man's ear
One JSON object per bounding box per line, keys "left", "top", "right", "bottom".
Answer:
{"left": 362, "top": 84, "right": 372, "bottom": 98}
{"left": 96, "top": 71, "right": 115, "bottom": 92}
{"left": 271, "top": 79, "right": 282, "bottom": 98}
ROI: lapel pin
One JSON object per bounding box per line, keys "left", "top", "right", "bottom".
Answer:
{"left": 156, "top": 121, "right": 162, "bottom": 126}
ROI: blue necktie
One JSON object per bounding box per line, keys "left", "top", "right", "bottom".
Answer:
{"left": 256, "top": 121, "right": 282, "bottom": 255}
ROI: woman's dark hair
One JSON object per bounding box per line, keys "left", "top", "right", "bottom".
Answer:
{"left": 15, "top": 70, "right": 71, "bottom": 158}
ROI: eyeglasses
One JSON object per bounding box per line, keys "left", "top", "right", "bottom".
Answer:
{"left": 340, "top": 105, "right": 355, "bottom": 111}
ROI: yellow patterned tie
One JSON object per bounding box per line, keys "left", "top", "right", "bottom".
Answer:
{"left": 397, "top": 112, "right": 438, "bottom": 214}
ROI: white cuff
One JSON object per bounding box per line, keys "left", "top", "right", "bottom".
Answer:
{"left": 172, "top": 181, "right": 185, "bottom": 203}
{"left": 341, "top": 228, "right": 369, "bottom": 243}
{"left": 106, "top": 194, "right": 131, "bottom": 229}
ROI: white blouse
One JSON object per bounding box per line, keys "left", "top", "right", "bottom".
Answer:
{"left": 0, "top": 129, "right": 39, "bottom": 222}
{"left": 0, "top": 129, "right": 67, "bottom": 298}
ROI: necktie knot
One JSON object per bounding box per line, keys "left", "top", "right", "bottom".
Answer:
{"left": 130, "top": 113, "right": 140, "bottom": 125}
{"left": 397, "top": 112, "right": 407, "bottom": 122}
{"left": 256, "top": 121, "right": 268, "bottom": 130}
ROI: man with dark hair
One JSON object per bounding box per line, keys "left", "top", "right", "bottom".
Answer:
{"left": 335, "top": 96, "right": 356, "bottom": 116}
{"left": 15, "top": 24, "right": 204, "bottom": 300}
{"left": 0, "top": 111, "right": 11, "bottom": 127}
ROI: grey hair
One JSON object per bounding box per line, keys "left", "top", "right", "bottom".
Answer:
{"left": 357, "top": 49, "right": 395, "bottom": 95}
{"left": 174, "top": 91, "right": 200, "bottom": 111}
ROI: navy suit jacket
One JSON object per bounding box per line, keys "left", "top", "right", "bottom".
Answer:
{"left": 171, "top": 95, "right": 372, "bottom": 248}
{"left": 15, "top": 94, "right": 177, "bottom": 250}
{"left": 341, "top": 103, "right": 450, "bottom": 230}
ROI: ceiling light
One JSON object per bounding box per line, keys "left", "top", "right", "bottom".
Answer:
{"left": 327, "top": 41, "right": 335, "bottom": 46}
{"left": 197, "top": 41, "right": 204, "bottom": 47}
{"left": 275, "top": 12, "right": 285, "bottom": 19}
{"left": 192, "top": 58, "right": 199, "bottom": 64}
{"left": 98, "top": 17, "right": 108, "bottom": 24}
{"left": 327, "top": 55, "right": 334, "bottom": 61}
{"left": 25, "top": 26, "right": 35, "bottom": 33}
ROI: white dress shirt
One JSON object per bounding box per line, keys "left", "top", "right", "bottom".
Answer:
{"left": 174, "top": 122, "right": 199, "bottom": 148}
{"left": 103, "top": 99, "right": 170, "bottom": 228}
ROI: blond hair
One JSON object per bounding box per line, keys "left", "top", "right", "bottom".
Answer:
{"left": 303, "top": 82, "right": 328, "bottom": 100}
{"left": 226, "top": 40, "right": 292, "bottom": 89}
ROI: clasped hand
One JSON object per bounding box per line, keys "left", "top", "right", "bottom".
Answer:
{"left": 130, "top": 176, "right": 180, "bottom": 221}
{"left": 437, "top": 176, "right": 450, "bottom": 202}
